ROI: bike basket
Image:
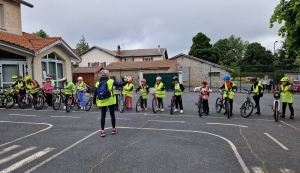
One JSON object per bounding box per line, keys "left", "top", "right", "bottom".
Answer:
{"left": 273, "top": 91, "right": 280, "bottom": 99}
{"left": 149, "top": 88, "right": 157, "bottom": 94}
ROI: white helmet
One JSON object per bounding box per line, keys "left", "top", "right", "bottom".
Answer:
{"left": 60, "top": 77, "right": 67, "bottom": 82}
{"left": 156, "top": 76, "right": 162, "bottom": 80}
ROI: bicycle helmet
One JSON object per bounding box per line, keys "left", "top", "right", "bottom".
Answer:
{"left": 47, "top": 74, "right": 52, "bottom": 77}
{"left": 201, "top": 80, "right": 207, "bottom": 85}
{"left": 77, "top": 76, "right": 83, "bottom": 81}
{"left": 250, "top": 76, "right": 257, "bottom": 82}
{"left": 223, "top": 75, "right": 230, "bottom": 80}
{"left": 18, "top": 75, "right": 23, "bottom": 79}
{"left": 45, "top": 76, "right": 51, "bottom": 79}
{"left": 141, "top": 78, "right": 146, "bottom": 82}
{"left": 12, "top": 75, "right": 18, "bottom": 79}
{"left": 61, "top": 77, "right": 67, "bottom": 82}
{"left": 172, "top": 76, "right": 179, "bottom": 81}
{"left": 156, "top": 76, "right": 162, "bottom": 80}
{"left": 280, "top": 77, "right": 289, "bottom": 82}
{"left": 24, "top": 76, "right": 30, "bottom": 82}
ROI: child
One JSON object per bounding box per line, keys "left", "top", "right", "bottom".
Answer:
{"left": 219, "top": 75, "right": 237, "bottom": 116}
{"left": 155, "top": 76, "right": 166, "bottom": 112}
{"left": 171, "top": 76, "right": 185, "bottom": 113}
{"left": 136, "top": 78, "right": 149, "bottom": 111}
{"left": 280, "top": 77, "right": 295, "bottom": 119}
{"left": 43, "top": 76, "right": 54, "bottom": 109}
{"left": 122, "top": 76, "right": 134, "bottom": 110}
{"left": 194, "top": 80, "right": 211, "bottom": 114}
{"left": 249, "top": 76, "right": 263, "bottom": 115}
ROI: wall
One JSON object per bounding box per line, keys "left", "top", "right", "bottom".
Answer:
{"left": 153, "top": 56, "right": 163, "bottom": 60}
{"left": 174, "top": 55, "right": 231, "bottom": 88}
{"left": 80, "top": 48, "right": 119, "bottom": 67}
{"left": 0, "top": 0, "right": 22, "bottom": 35}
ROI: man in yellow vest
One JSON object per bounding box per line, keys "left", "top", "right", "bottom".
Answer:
{"left": 93, "top": 70, "right": 127, "bottom": 137}
{"left": 250, "top": 76, "right": 263, "bottom": 115}
{"left": 136, "top": 78, "right": 149, "bottom": 111}
{"left": 155, "top": 76, "right": 166, "bottom": 112}
{"left": 280, "top": 77, "right": 295, "bottom": 120}
{"left": 61, "top": 77, "right": 75, "bottom": 110}
{"left": 219, "top": 75, "right": 237, "bottom": 116}
{"left": 75, "top": 76, "right": 87, "bottom": 110}
{"left": 171, "top": 76, "right": 185, "bottom": 113}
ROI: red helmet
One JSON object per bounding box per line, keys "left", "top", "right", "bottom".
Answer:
{"left": 201, "top": 80, "right": 207, "bottom": 85}
{"left": 141, "top": 78, "right": 146, "bottom": 82}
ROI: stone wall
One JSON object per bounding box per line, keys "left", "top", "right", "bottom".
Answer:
{"left": 174, "top": 55, "right": 231, "bottom": 88}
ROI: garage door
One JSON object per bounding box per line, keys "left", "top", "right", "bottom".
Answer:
{"left": 143, "top": 73, "right": 178, "bottom": 91}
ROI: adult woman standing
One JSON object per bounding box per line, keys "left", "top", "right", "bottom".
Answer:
{"left": 75, "top": 76, "right": 87, "bottom": 110}
{"left": 93, "top": 70, "right": 127, "bottom": 137}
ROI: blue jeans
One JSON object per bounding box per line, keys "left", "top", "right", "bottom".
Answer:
{"left": 77, "top": 92, "right": 86, "bottom": 107}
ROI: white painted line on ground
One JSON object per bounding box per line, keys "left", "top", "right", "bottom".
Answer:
{"left": 9, "top": 114, "right": 36, "bottom": 117}
{"left": 0, "top": 145, "right": 20, "bottom": 156}
{"left": 0, "top": 147, "right": 37, "bottom": 165}
{"left": 0, "top": 121, "right": 53, "bottom": 148}
{"left": 252, "top": 167, "right": 264, "bottom": 173}
{"left": 25, "top": 128, "right": 111, "bottom": 173}
{"left": 51, "top": 116, "right": 81, "bottom": 119}
{"left": 264, "top": 133, "right": 289, "bottom": 150}
{"left": 280, "top": 121, "right": 300, "bottom": 132}
{"left": 280, "top": 168, "right": 296, "bottom": 173}
{"left": 207, "top": 123, "right": 248, "bottom": 128}
{"left": 117, "top": 126, "right": 250, "bottom": 173}
{"left": 150, "top": 120, "right": 185, "bottom": 123}
{"left": 0, "top": 147, "right": 54, "bottom": 173}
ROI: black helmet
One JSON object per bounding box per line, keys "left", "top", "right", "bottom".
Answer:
{"left": 47, "top": 74, "right": 52, "bottom": 77}
{"left": 172, "top": 76, "right": 179, "bottom": 81}
{"left": 18, "top": 75, "right": 23, "bottom": 78}
{"left": 110, "top": 75, "right": 115, "bottom": 79}
{"left": 250, "top": 76, "right": 257, "bottom": 82}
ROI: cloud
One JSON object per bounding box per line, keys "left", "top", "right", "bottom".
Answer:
{"left": 22, "top": 0, "right": 283, "bottom": 57}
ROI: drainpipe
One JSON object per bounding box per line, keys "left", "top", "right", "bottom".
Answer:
{"left": 31, "top": 55, "right": 35, "bottom": 79}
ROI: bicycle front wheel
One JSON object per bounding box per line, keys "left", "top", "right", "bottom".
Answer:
{"left": 198, "top": 98, "right": 202, "bottom": 117}
{"left": 225, "top": 98, "right": 230, "bottom": 119}
{"left": 3, "top": 95, "right": 14, "bottom": 108}
{"left": 274, "top": 101, "right": 279, "bottom": 122}
{"left": 152, "top": 97, "right": 158, "bottom": 113}
{"left": 53, "top": 96, "right": 61, "bottom": 110}
{"left": 119, "top": 98, "right": 125, "bottom": 113}
{"left": 170, "top": 98, "right": 175, "bottom": 115}
{"left": 136, "top": 99, "right": 141, "bottom": 112}
{"left": 18, "top": 95, "right": 30, "bottom": 109}
{"left": 215, "top": 98, "right": 222, "bottom": 113}
{"left": 33, "top": 96, "right": 44, "bottom": 110}
{"left": 240, "top": 101, "right": 254, "bottom": 118}
{"left": 85, "top": 98, "right": 92, "bottom": 111}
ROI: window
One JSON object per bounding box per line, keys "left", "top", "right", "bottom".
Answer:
{"left": 90, "top": 62, "right": 95, "bottom": 67}
{"left": 41, "top": 53, "right": 64, "bottom": 86}
{"left": 0, "top": 5, "right": 3, "bottom": 28}
{"left": 125, "top": 57, "right": 133, "bottom": 62}
{"left": 143, "top": 57, "right": 152, "bottom": 61}
{"left": 209, "top": 72, "right": 220, "bottom": 77}
{"left": 100, "top": 62, "right": 106, "bottom": 67}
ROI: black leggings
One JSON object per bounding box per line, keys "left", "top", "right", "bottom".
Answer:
{"left": 100, "top": 105, "right": 116, "bottom": 130}
{"left": 225, "top": 98, "right": 233, "bottom": 113}
{"left": 46, "top": 93, "right": 53, "bottom": 106}
{"left": 203, "top": 99, "right": 209, "bottom": 112}
{"left": 282, "top": 102, "right": 294, "bottom": 116}
{"left": 253, "top": 95, "right": 261, "bottom": 113}
{"left": 158, "top": 98, "right": 163, "bottom": 108}
{"left": 140, "top": 97, "right": 147, "bottom": 108}
{"left": 175, "top": 95, "right": 183, "bottom": 110}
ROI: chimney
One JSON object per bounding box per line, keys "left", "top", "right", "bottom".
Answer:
{"left": 158, "top": 45, "right": 160, "bottom": 53}
{"left": 117, "top": 45, "right": 121, "bottom": 55}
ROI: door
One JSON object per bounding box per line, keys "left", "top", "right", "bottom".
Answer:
{"left": 143, "top": 72, "right": 178, "bottom": 91}
{"left": 0, "top": 61, "right": 27, "bottom": 90}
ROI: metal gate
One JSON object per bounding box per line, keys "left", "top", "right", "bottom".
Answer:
{"left": 143, "top": 72, "right": 178, "bottom": 91}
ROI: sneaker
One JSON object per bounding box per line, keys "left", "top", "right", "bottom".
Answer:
{"left": 157, "top": 108, "right": 161, "bottom": 111}
{"left": 47, "top": 106, "right": 52, "bottom": 109}
{"left": 223, "top": 111, "right": 227, "bottom": 115}
{"left": 32, "top": 106, "right": 34, "bottom": 108}
{"left": 100, "top": 130, "right": 105, "bottom": 137}
{"left": 161, "top": 109, "right": 164, "bottom": 112}
{"left": 289, "top": 116, "right": 294, "bottom": 120}
{"left": 180, "top": 110, "right": 183, "bottom": 114}
{"left": 280, "top": 114, "right": 285, "bottom": 118}
{"left": 63, "top": 106, "right": 66, "bottom": 110}
{"left": 145, "top": 108, "right": 148, "bottom": 111}
{"left": 174, "top": 109, "right": 178, "bottom": 112}
{"left": 140, "top": 108, "right": 143, "bottom": 111}
{"left": 254, "top": 112, "right": 260, "bottom": 115}
{"left": 112, "top": 128, "right": 118, "bottom": 134}
{"left": 80, "top": 107, "right": 83, "bottom": 110}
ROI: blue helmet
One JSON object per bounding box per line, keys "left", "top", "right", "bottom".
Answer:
{"left": 223, "top": 75, "right": 230, "bottom": 80}
{"left": 250, "top": 76, "right": 257, "bottom": 82}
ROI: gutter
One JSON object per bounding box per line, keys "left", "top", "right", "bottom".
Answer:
{"left": 0, "top": 41, "right": 34, "bottom": 55}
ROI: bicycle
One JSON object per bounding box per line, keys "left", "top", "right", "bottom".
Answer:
{"left": 152, "top": 93, "right": 158, "bottom": 113}
{"left": 85, "top": 89, "right": 94, "bottom": 111}
{"left": 118, "top": 89, "right": 126, "bottom": 113}
{"left": 66, "top": 93, "right": 77, "bottom": 112}
{"left": 215, "top": 90, "right": 231, "bottom": 119}
{"left": 18, "top": 92, "right": 33, "bottom": 109}
{"left": 53, "top": 88, "right": 66, "bottom": 110}
{"left": 240, "top": 89, "right": 255, "bottom": 118}
{"left": 0, "top": 87, "right": 14, "bottom": 108}
{"left": 32, "top": 89, "right": 46, "bottom": 110}
{"left": 270, "top": 90, "right": 282, "bottom": 122}
{"left": 195, "top": 93, "right": 208, "bottom": 117}
{"left": 169, "top": 89, "right": 180, "bottom": 115}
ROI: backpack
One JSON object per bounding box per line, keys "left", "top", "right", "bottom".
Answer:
{"left": 96, "top": 80, "right": 111, "bottom": 99}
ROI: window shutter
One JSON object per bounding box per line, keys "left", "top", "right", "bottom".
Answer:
{"left": 104, "top": 62, "right": 106, "bottom": 67}
{"left": 88, "top": 62, "right": 90, "bottom": 67}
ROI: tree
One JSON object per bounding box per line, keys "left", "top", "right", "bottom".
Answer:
{"left": 213, "top": 35, "right": 248, "bottom": 66}
{"left": 241, "top": 42, "right": 273, "bottom": 66}
{"left": 270, "top": 0, "right": 300, "bottom": 58}
{"left": 188, "top": 32, "right": 219, "bottom": 64}
{"left": 75, "top": 35, "right": 89, "bottom": 55}
{"left": 33, "top": 29, "right": 49, "bottom": 38}
{"left": 276, "top": 40, "right": 296, "bottom": 67}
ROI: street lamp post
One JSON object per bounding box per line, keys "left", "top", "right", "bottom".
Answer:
{"left": 273, "top": 41, "right": 278, "bottom": 89}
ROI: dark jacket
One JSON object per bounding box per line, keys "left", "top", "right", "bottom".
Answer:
{"left": 93, "top": 77, "right": 127, "bottom": 104}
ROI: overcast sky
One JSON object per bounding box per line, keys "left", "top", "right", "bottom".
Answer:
{"left": 22, "top": 0, "right": 283, "bottom": 57}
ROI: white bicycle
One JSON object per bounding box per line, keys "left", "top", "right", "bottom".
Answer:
{"left": 270, "top": 91, "right": 282, "bottom": 122}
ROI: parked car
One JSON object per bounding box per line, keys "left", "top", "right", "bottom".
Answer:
{"left": 292, "top": 80, "right": 300, "bottom": 92}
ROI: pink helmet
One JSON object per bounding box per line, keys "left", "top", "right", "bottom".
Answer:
{"left": 77, "top": 77, "right": 83, "bottom": 81}
{"left": 141, "top": 78, "right": 146, "bottom": 82}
